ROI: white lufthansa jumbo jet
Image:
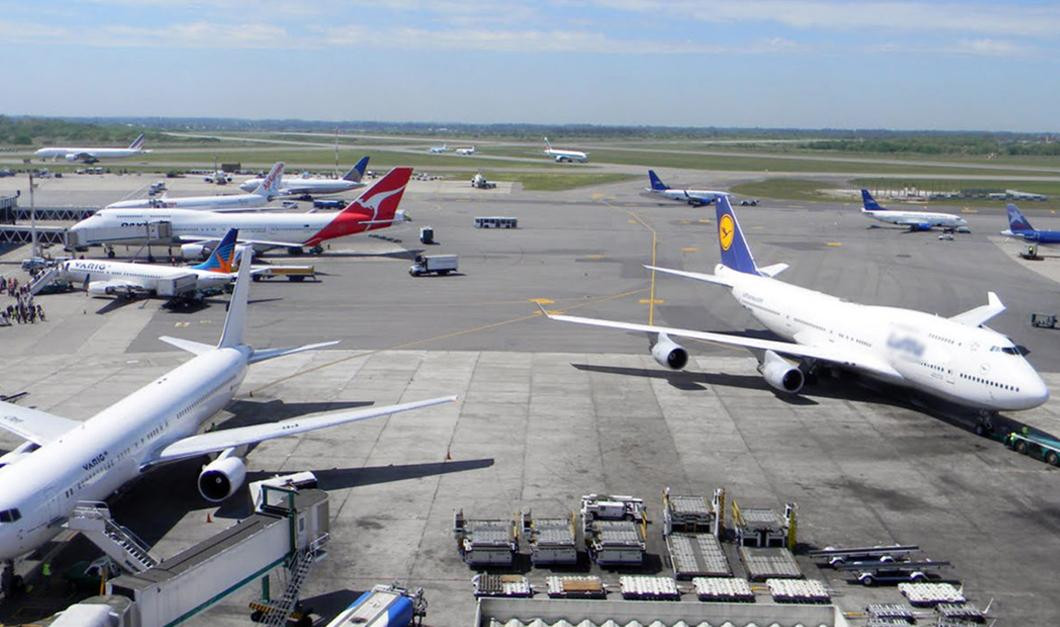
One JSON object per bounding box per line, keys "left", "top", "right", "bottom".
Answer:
{"left": 35, "top": 134, "right": 149, "bottom": 163}
{"left": 544, "top": 195, "right": 1048, "bottom": 431}
{"left": 107, "top": 162, "right": 285, "bottom": 211}
{"left": 0, "top": 256, "right": 455, "bottom": 565}
{"left": 238, "top": 157, "right": 370, "bottom": 197}
{"left": 860, "top": 189, "right": 969, "bottom": 232}
{"left": 59, "top": 228, "right": 241, "bottom": 299}
{"left": 544, "top": 137, "right": 588, "bottom": 163}
{"left": 644, "top": 170, "right": 725, "bottom": 206}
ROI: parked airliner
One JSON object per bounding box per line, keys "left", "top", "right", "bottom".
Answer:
{"left": 644, "top": 170, "right": 724, "bottom": 206}
{"left": 35, "top": 134, "right": 149, "bottom": 163}
{"left": 455, "top": 146, "right": 476, "bottom": 156}
{"left": 59, "top": 228, "right": 240, "bottom": 299}
{"left": 0, "top": 257, "right": 455, "bottom": 565}
{"left": 1001, "top": 204, "right": 1060, "bottom": 246}
{"left": 107, "top": 162, "right": 285, "bottom": 211}
{"left": 544, "top": 195, "right": 1048, "bottom": 429}
{"left": 861, "top": 189, "right": 969, "bottom": 232}
{"left": 544, "top": 138, "right": 588, "bottom": 163}
{"left": 67, "top": 167, "right": 414, "bottom": 257}
{"left": 429, "top": 144, "right": 448, "bottom": 154}
{"left": 238, "top": 157, "right": 370, "bottom": 197}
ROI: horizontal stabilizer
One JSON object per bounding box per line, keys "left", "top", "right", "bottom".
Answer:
{"left": 159, "top": 336, "right": 214, "bottom": 355}
{"left": 0, "top": 401, "right": 80, "bottom": 445}
{"left": 644, "top": 265, "right": 735, "bottom": 287}
{"left": 757, "top": 263, "right": 789, "bottom": 278}
{"left": 249, "top": 340, "right": 340, "bottom": 364}
{"left": 150, "top": 394, "right": 457, "bottom": 463}
{"left": 951, "top": 291, "right": 1005, "bottom": 328}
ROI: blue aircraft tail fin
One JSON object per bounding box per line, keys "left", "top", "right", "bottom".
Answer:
{"left": 191, "top": 228, "right": 238, "bottom": 272}
{"left": 1006, "top": 204, "right": 1034, "bottom": 232}
{"left": 861, "top": 189, "right": 884, "bottom": 211}
{"left": 715, "top": 195, "right": 759, "bottom": 275}
{"left": 648, "top": 170, "right": 669, "bottom": 191}
{"left": 344, "top": 156, "right": 370, "bottom": 182}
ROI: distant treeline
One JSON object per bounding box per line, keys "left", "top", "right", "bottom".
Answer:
{"left": 0, "top": 116, "right": 189, "bottom": 146}
{"left": 800, "top": 136, "right": 1060, "bottom": 156}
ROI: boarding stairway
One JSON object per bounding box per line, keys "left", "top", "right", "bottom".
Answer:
{"left": 259, "top": 533, "right": 329, "bottom": 627}
{"left": 27, "top": 265, "right": 62, "bottom": 295}
{"left": 66, "top": 501, "right": 160, "bottom": 574}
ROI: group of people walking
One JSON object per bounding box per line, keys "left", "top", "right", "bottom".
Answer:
{"left": 0, "top": 276, "right": 46, "bottom": 327}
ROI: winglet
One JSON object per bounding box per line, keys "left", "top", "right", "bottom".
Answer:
{"left": 218, "top": 247, "right": 252, "bottom": 348}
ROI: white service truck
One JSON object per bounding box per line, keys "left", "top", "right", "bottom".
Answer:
{"left": 409, "top": 254, "right": 458, "bottom": 277}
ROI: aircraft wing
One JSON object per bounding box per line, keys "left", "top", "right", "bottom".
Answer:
{"left": 147, "top": 395, "right": 457, "bottom": 465}
{"left": 89, "top": 279, "right": 152, "bottom": 296}
{"left": 0, "top": 401, "right": 80, "bottom": 445}
{"left": 544, "top": 312, "right": 900, "bottom": 379}
{"left": 950, "top": 292, "right": 1005, "bottom": 328}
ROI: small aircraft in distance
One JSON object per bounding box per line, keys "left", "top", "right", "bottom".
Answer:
{"left": 1001, "top": 203, "right": 1060, "bottom": 246}
{"left": 429, "top": 144, "right": 448, "bottom": 154}
{"left": 35, "top": 133, "right": 149, "bottom": 164}
{"left": 861, "top": 189, "right": 969, "bottom": 232}
{"left": 644, "top": 170, "right": 725, "bottom": 206}
{"left": 455, "top": 146, "right": 476, "bottom": 155}
{"left": 544, "top": 138, "right": 588, "bottom": 163}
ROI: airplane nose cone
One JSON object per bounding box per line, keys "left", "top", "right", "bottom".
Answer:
{"left": 1017, "top": 373, "right": 1050, "bottom": 410}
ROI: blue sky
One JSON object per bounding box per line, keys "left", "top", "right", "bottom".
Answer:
{"left": 2, "top": 1, "right": 1058, "bottom": 131}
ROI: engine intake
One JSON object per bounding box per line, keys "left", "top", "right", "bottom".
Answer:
{"left": 651, "top": 333, "right": 689, "bottom": 370}
{"left": 758, "top": 349, "right": 805, "bottom": 394}
{"left": 180, "top": 243, "right": 209, "bottom": 260}
{"left": 197, "top": 455, "right": 247, "bottom": 502}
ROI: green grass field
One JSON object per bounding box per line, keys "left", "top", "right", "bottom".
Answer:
{"left": 729, "top": 178, "right": 840, "bottom": 202}
{"left": 445, "top": 170, "right": 636, "bottom": 191}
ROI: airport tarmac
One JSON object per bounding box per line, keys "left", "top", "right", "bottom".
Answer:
{"left": 1, "top": 176, "right": 1059, "bottom": 624}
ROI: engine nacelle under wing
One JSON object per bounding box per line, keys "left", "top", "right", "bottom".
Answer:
{"left": 651, "top": 333, "right": 689, "bottom": 370}
{"left": 757, "top": 349, "right": 805, "bottom": 393}
{"left": 180, "top": 243, "right": 210, "bottom": 260}
{"left": 197, "top": 455, "right": 247, "bottom": 502}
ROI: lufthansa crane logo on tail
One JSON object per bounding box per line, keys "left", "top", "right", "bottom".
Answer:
{"left": 719, "top": 214, "right": 735, "bottom": 251}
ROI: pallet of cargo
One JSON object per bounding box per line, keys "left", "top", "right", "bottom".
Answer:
{"left": 739, "top": 546, "right": 802, "bottom": 581}
{"left": 936, "top": 602, "right": 986, "bottom": 623}
{"left": 619, "top": 576, "right": 680, "bottom": 601}
{"left": 691, "top": 577, "right": 755, "bottom": 603}
{"left": 663, "top": 489, "right": 715, "bottom": 533}
{"left": 522, "top": 512, "right": 577, "bottom": 566}
{"left": 766, "top": 578, "right": 831, "bottom": 604}
{"left": 898, "top": 582, "right": 966, "bottom": 607}
{"left": 472, "top": 574, "right": 532, "bottom": 598}
{"left": 586, "top": 520, "right": 645, "bottom": 566}
{"left": 666, "top": 532, "right": 730, "bottom": 579}
{"left": 454, "top": 510, "right": 517, "bottom": 568}
{"left": 545, "top": 576, "right": 607, "bottom": 599}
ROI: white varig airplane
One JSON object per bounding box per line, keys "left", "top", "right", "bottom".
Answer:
{"left": 861, "top": 189, "right": 969, "bottom": 232}
{"left": 59, "top": 228, "right": 240, "bottom": 299}
{"left": 544, "top": 137, "right": 588, "bottom": 163}
{"left": 35, "top": 134, "right": 149, "bottom": 163}
{"left": 107, "top": 162, "right": 285, "bottom": 211}
{"left": 544, "top": 195, "right": 1048, "bottom": 432}
{"left": 67, "top": 167, "right": 414, "bottom": 258}
{"left": 644, "top": 170, "right": 725, "bottom": 206}
{"left": 239, "top": 157, "right": 370, "bottom": 197}
{"left": 0, "top": 257, "right": 455, "bottom": 568}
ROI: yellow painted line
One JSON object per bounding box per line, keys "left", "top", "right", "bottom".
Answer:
{"left": 825, "top": 242, "right": 843, "bottom": 247}
{"left": 626, "top": 210, "right": 658, "bottom": 325}
{"left": 528, "top": 298, "right": 554, "bottom": 305}
{"left": 961, "top": 207, "right": 979, "bottom": 213}
{"left": 199, "top": 319, "right": 213, "bottom": 324}
{"left": 175, "top": 321, "right": 190, "bottom": 328}
{"left": 697, "top": 218, "right": 711, "bottom": 224}
{"left": 581, "top": 254, "right": 606, "bottom": 260}
{"left": 681, "top": 246, "right": 699, "bottom": 253}
{"left": 628, "top": 219, "right": 638, "bottom": 224}
{"left": 591, "top": 192, "right": 605, "bottom": 200}
{"left": 678, "top": 219, "right": 692, "bottom": 225}
{"left": 639, "top": 298, "right": 664, "bottom": 304}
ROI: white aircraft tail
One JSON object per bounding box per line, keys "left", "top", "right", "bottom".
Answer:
{"left": 128, "top": 133, "right": 146, "bottom": 150}
{"left": 252, "top": 162, "right": 285, "bottom": 197}
{"left": 218, "top": 248, "right": 252, "bottom": 348}
{"left": 544, "top": 137, "right": 553, "bottom": 150}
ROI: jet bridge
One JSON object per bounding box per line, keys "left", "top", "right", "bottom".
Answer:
{"left": 102, "top": 478, "right": 329, "bottom": 627}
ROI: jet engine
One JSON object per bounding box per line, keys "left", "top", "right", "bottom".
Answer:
{"left": 651, "top": 333, "right": 689, "bottom": 370}
{"left": 86, "top": 281, "right": 115, "bottom": 296}
{"left": 197, "top": 455, "right": 247, "bottom": 502}
{"left": 180, "top": 243, "right": 210, "bottom": 260}
{"left": 757, "top": 350, "right": 804, "bottom": 393}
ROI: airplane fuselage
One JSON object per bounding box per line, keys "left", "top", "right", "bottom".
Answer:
{"left": 863, "top": 208, "right": 967, "bottom": 230}
{"left": 239, "top": 178, "right": 363, "bottom": 196}
{"left": 721, "top": 265, "right": 1047, "bottom": 411}
{"left": 1001, "top": 228, "right": 1060, "bottom": 245}
{"left": 61, "top": 259, "right": 231, "bottom": 294}
{"left": 646, "top": 188, "right": 724, "bottom": 204}
{"left": 0, "top": 348, "right": 248, "bottom": 560}
{"left": 108, "top": 193, "right": 270, "bottom": 211}
{"left": 34, "top": 148, "right": 145, "bottom": 162}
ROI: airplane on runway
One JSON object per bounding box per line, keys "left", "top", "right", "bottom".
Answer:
{"left": 1001, "top": 204, "right": 1060, "bottom": 246}
{"left": 429, "top": 144, "right": 448, "bottom": 154}
{"left": 35, "top": 134, "right": 149, "bottom": 163}
{"left": 644, "top": 170, "right": 724, "bottom": 206}
{"left": 543, "top": 195, "right": 1048, "bottom": 429}
{"left": 455, "top": 146, "right": 476, "bottom": 156}
{"left": 861, "top": 189, "right": 969, "bottom": 232}
{"left": 0, "top": 256, "right": 455, "bottom": 570}
{"left": 107, "top": 162, "right": 285, "bottom": 211}
{"left": 238, "top": 157, "right": 370, "bottom": 197}
{"left": 544, "top": 138, "right": 588, "bottom": 163}
{"left": 67, "top": 167, "right": 414, "bottom": 258}
{"left": 58, "top": 228, "right": 240, "bottom": 299}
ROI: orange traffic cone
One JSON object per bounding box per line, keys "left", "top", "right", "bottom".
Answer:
{"left": 445, "top": 444, "right": 452, "bottom": 461}
{"left": 206, "top": 511, "right": 213, "bottom": 523}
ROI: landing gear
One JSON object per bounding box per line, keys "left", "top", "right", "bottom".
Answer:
{"left": 974, "top": 411, "right": 996, "bottom": 437}
{"left": 309, "top": 245, "right": 324, "bottom": 255}
{"left": 287, "top": 247, "right": 303, "bottom": 256}
{"left": 105, "top": 246, "right": 116, "bottom": 259}
{"left": 1, "top": 560, "right": 23, "bottom": 598}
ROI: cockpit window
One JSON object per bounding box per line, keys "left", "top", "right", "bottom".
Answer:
{"left": 0, "top": 508, "right": 21, "bottom": 523}
{"left": 1001, "top": 346, "right": 1020, "bottom": 355}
